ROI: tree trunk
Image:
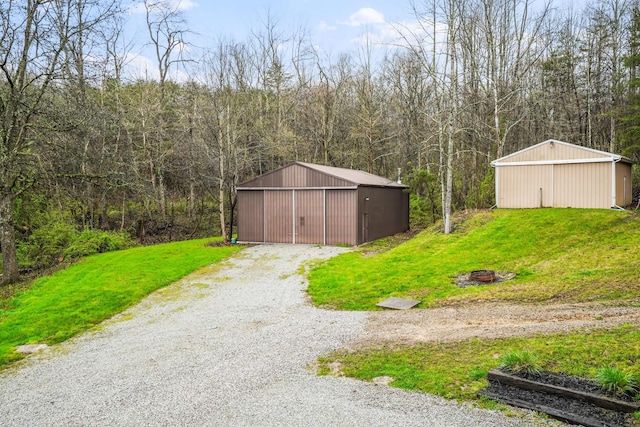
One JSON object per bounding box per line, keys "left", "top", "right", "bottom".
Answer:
{"left": 120, "top": 194, "right": 126, "bottom": 232}
{"left": 0, "top": 193, "right": 19, "bottom": 284}
{"left": 443, "top": 126, "right": 455, "bottom": 234}
{"left": 218, "top": 178, "right": 227, "bottom": 242}
{"left": 218, "top": 125, "right": 228, "bottom": 242}
{"left": 188, "top": 181, "right": 195, "bottom": 219}
{"left": 443, "top": 0, "right": 459, "bottom": 235}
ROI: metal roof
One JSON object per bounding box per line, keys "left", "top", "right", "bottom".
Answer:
{"left": 238, "top": 161, "right": 408, "bottom": 189}
{"left": 491, "top": 139, "right": 634, "bottom": 167}
{"left": 294, "top": 162, "right": 408, "bottom": 188}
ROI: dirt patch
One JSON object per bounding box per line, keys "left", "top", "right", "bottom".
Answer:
{"left": 204, "top": 241, "right": 239, "bottom": 247}
{"left": 359, "top": 229, "right": 422, "bottom": 258}
{"left": 348, "top": 301, "right": 640, "bottom": 350}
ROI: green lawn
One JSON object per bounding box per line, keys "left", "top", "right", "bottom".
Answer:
{"left": 0, "top": 238, "right": 242, "bottom": 368}
{"left": 317, "top": 324, "right": 640, "bottom": 402}
{"left": 311, "top": 208, "right": 640, "bottom": 411}
{"left": 308, "top": 209, "right": 640, "bottom": 310}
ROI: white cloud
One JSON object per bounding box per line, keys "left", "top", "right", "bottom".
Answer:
{"left": 122, "top": 52, "right": 158, "bottom": 80}
{"left": 390, "top": 18, "right": 450, "bottom": 52}
{"left": 343, "top": 12, "right": 447, "bottom": 58}
{"left": 341, "top": 7, "right": 385, "bottom": 27}
{"left": 318, "top": 20, "right": 337, "bottom": 31}
{"left": 121, "top": 52, "right": 193, "bottom": 83}
{"left": 349, "top": 22, "right": 405, "bottom": 50}
{"left": 129, "top": 0, "right": 199, "bottom": 14}
{"left": 351, "top": 31, "right": 385, "bottom": 48}
{"left": 347, "top": 17, "right": 450, "bottom": 53}
{"left": 174, "top": 0, "right": 198, "bottom": 11}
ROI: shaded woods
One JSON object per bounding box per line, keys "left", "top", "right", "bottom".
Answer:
{"left": 1, "top": 0, "right": 639, "bottom": 282}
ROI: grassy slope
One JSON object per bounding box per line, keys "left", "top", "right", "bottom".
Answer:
{"left": 0, "top": 238, "right": 242, "bottom": 367}
{"left": 308, "top": 209, "right": 640, "bottom": 310}
{"left": 311, "top": 208, "right": 640, "bottom": 406}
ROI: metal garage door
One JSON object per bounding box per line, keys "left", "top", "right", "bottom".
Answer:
{"left": 264, "top": 191, "right": 293, "bottom": 243}
{"left": 294, "top": 190, "right": 324, "bottom": 244}
{"left": 237, "top": 190, "right": 264, "bottom": 242}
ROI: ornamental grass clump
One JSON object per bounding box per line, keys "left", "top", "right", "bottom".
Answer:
{"left": 499, "top": 350, "right": 542, "bottom": 376}
{"left": 595, "top": 366, "right": 639, "bottom": 397}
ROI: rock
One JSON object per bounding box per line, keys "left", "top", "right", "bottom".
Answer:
{"left": 15, "top": 344, "right": 49, "bottom": 354}
{"left": 373, "top": 376, "right": 395, "bottom": 385}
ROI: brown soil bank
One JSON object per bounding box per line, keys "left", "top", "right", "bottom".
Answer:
{"left": 350, "top": 300, "right": 640, "bottom": 349}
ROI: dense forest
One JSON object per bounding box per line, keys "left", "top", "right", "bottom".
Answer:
{"left": 1, "top": 0, "right": 639, "bottom": 283}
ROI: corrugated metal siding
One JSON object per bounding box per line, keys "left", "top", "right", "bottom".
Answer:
{"left": 246, "top": 170, "right": 283, "bottom": 187}
{"left": 241, "top": 163, "right": 352, "bottom": 188}
{"left": 297, "top": 162, "right": 406, "bottom": 187}
{"left": 553, "top": 163, "right": 611, "bottom": 208}
{"left": 238, "top": 162, "right": 410, "bottom": 245}
{"left": 237, "top": 191, "right": 264, "bottom": 242}
{"left": 615, "top": 162, "right": 632, "bottom": 206}
{"left": 294, "top": 190, "right": 324, "bottom": 244}
{"left": 326, "top": 190, "right": 357, "bottom": 245}
{"left": 264, "top": 191, "right": 293, "bottom": 243}
{"left": 503, "top": 142, "right": 605, "bottom": 162}
{"left": 358, "top": 187, "right": 410, "bottom": 243}
{"left": 281, "top": 164, "right": 351, "bottom": 187}
{"left": 497, "top": 165, "right": 553, "bottom": 208}
{"left": 497, "top": 163, "right": 613, "bottom": 209}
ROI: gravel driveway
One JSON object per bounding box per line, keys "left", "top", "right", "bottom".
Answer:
{"left": 0, "top": 244, "right": 552, "bottom": 426}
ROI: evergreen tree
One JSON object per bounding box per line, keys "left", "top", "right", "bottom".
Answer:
{"left": 619, "top": 7, "right": 640, "bottom": 162}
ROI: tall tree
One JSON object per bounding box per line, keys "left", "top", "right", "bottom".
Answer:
{"left": 0, "top": 0, "right": 117, "bottom": 284}
{"left": 352, "top": 34, "right": 390, "bottom": 174}
{"left": 618, "top": 5, "right": 640, "bottom": 163}
{"left": 467, "top": 0, "right": 551, "bottom": 159}
{"left": 143, "top": 0, "right": 191, "bottom": 220}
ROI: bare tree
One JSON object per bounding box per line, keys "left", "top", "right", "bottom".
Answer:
{"left": 142, "top": 0, "right": 191, "bottom": 219}
{"left": 0, "top": 0, "right": 119, "bottom": 284}
{"left": 462, "top": 0, "right": 552, "bottom": 159}
{"left": 250, "top": 11, "right": 295, "bottom": 169}
{"left": 200, "top": 40, "right": 255, "bottom": 241}
{"left": 397, "top": 0, "right": 465, "bottom": 233}
{"left": 352, "top": 34, "right": 391, "bottom": 173}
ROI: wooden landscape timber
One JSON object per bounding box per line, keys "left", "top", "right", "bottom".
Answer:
{"left": 481, "top": 369, "right": 639, "bottom": 427}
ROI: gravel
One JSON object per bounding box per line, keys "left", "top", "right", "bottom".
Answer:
{"left": 0, "top": 244, "right": 555, "bottom": 426}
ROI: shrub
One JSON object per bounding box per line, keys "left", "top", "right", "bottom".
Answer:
{"left": 406, "top": 169, "right": 440, "bottom": 228}
{"left": 17, "top": 222, "right": 77, "bottom": 269}
{"left": 595, "top": 366, "right": 639, "bottom": 397}
{"left": 499, "top": 350, "right": 542, "bottom": 375}
{"left": 64, "top": 229, "right": 135, "bottom": 259}
{"left": 17, "top": 222, "right": 136, "bottom": 270}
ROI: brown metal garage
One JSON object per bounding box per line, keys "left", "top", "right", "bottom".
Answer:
{"left": 237, "top": 162, "right": 409, "bottom": 245}
{"left": 491, "top": 140, "right": 633, "bottom": 209}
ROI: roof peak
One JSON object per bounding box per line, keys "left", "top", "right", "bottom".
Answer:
{"left": 292, "top": 161, "right": 406, "bottom": 187}
{"left": 493, "top": 140, "right": 633, "bottom": 164}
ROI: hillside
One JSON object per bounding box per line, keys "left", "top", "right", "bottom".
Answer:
{"left": 308, "top": 209, "right": 640, "bottom": 310}
{"left": 0, "top": 238, "right": 242, "bottom": 368}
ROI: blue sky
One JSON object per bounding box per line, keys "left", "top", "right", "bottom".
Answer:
{"left": 122, "top": 0, "right": 576, "bottom": 81}
{"left": 122, "top": 0, "right": 418, "bottom": 80}
{"left": 132, "top": 0, "right": 413, "bottom": 48}
{"left": 188, "top": 0, "right": 412, "bottom": 49}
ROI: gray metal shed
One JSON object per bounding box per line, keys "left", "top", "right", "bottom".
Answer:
{"left": 237, "top": 162, "right": 409, "bottom": 245}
